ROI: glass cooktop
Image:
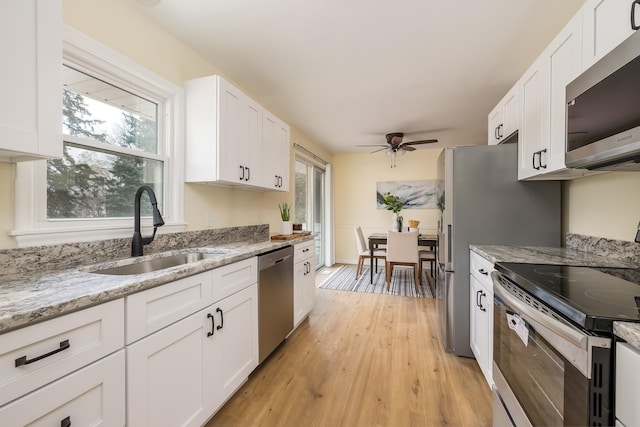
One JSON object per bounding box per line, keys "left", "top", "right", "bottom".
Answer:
{"left": 495, "top": 262, "right": 640, "bottom": 333}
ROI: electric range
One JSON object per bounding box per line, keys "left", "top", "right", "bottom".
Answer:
{"left": 491, "top": 262, "right": 640, "bottom": 427}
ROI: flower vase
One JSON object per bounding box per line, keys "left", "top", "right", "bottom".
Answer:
{"left": 391, "top": 213, "right": 399, "bottom": 232}
{"left": 397, "top": 215, "right": 403, "bottom": 232}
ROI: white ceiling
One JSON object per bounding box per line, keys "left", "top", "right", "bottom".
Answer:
{"left": 133, "top": 0, "right": 584, "bottom": 154}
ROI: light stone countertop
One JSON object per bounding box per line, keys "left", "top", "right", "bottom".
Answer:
{"left": 471, "top": 244, "right": 640, "bottom": 351}
{"left": 470, "top": 245, "right": 636, "bottom": 268}
{"left": 0, "top": 235, "right": 314, "bottom": 335}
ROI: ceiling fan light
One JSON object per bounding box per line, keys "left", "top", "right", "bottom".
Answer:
{"left": 397, "top": 149, "right": 405, "bottom": 157}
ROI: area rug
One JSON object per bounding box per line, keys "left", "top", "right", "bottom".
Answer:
{"left": 319, "top": 264, "right": 433, "bottom": 298}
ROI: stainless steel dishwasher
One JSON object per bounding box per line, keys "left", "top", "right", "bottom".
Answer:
{"left": 258, "top": 245, "right": 294, "bottom": 363}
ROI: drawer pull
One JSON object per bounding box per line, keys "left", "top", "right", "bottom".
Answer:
{"left": 478, "top": 268, "right": 489, "bottom": 275}
{"left": 302, "top": 248, "right": 310, "bottom": 253}
{"left": 15, "top": 339, "right": 70, "bottom": 367}
{"left": 61, "top": 416, "right": 71, "bottom": 427}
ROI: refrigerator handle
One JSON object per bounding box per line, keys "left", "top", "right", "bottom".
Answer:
{"left": 447, "top": 224, "right": 452, "bottom": 263}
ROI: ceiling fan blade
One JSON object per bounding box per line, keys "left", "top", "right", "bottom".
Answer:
{"left": 401, "top": 146, "right": 416, "bottom": 151}
{"left": 402, "top": 139, "right": 438, "bottom": 146}
{"left": 370, "top": 147, "right": 388, "bottom": 154}
{"left": 357, "top": 144, "right": 389, "bottom": 147}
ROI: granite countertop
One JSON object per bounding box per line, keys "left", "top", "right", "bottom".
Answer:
{"left": 470, "top": 245, "right": 636, "bottom": 268}
{"left": 0, "top": 235, "right": 314, "bottom": 335}
{"left": 471, "top": 244, "right": 640, "bottom": 351}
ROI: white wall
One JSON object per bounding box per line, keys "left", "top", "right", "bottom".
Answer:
{"left": 333, "top": 148, "right": 442, "bottom": 264}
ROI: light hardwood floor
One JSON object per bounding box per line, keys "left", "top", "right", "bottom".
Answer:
{"left": 206, "top": 268, "right": 492, "bottom": 427}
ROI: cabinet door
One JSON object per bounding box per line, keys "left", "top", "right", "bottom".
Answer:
{"left": 210, "top": 284, "right": 259, "bottom": 411}
{"left": 469, "top": 275, "right": 485, "bottom": 370}
{"left": 275, "top": 120, "right": 291, "bottom": 191}
{"left": 262, "top": 110, "right": 290, "bottom": 191}
{"left": 127, "top": 307, "right": 214, "bottom": 427}
{"left": 0, "top": 0, "right": 61, "bottom": 161}
{"left": 518, "top": 57, "right": 547, "bottom": 180}
{"left": 502, "top": 85, "right": 520, "bottom": 140}
{"left": 487, "top": 104, "right": 503, "bottom": 145}
{"left": 583, "top": 0, "right": 637, "bottom": 70}
{"left": 218, "top": 77, "right": 244, "bottom": 184}
{"left": 303, "top": 257, "right": 316, "bottom": 317}
{"left": 244, "top": 97, "right": 262, "bottom": 187}
{"left": 0, "top": 350, "right": 125, "bottom": 426}
{"left": 546, "top": 12, "right": 583, "bottom": 174}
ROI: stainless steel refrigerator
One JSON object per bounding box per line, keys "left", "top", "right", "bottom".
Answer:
{"left": 436, "top": 142, "right": 561, "bottom": 357}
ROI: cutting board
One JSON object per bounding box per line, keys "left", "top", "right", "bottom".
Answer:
{"left": 270, "top": 231, "right": 312, "bottom": 240}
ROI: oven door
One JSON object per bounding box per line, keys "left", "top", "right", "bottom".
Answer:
{"left": 491, "top": 272, "right": 612, "bottom": 427}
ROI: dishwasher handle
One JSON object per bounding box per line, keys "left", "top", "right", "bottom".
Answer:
{"left": 258, "top": 246, "right": 294, "bottom": 270}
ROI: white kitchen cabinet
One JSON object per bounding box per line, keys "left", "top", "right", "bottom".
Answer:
{"left": 487, "top": 83, "right": 520, "bottom": 145}
{"left": 469, "top": 250, "right": 494, "bottom": 387}
{"left": 127, "top": 305, "right": 215, "bottom": 427}
{"left": 582, "top": 0, "right": 639, "bottom": 71}
{"left": 0, "top": 299, "right": 124, "bottom": 406}
{"left": 616, "top": 342, "right": 640, "bottom": 427}
{"left": 0, "top": 0, "right": 62, "bottom": 162}
{"left": 185, "top": 75, "right": 291, "bottom": 191}
{"left": 126, "top": 260, "right": 259, "bottom": 427}
{"left": 518, "top": 55, "right": 546, "bottom": 180}
{"left": 294, "top": 240, "right": 316, "bottom": 328}
{"left": 0, "top": 350, "right": 125, "bottom": 427}
{"left": 185, "top": 75, "right": 262, "bottom": 187}
{"left": 262, "top": 109, "right": 291, "bottom": 191}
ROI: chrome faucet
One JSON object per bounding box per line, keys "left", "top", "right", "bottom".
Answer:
{"left": 131, "top": 185, "right": 165, "bottom": 257}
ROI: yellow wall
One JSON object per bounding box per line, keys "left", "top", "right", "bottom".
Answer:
{"left": 564, "top": 172, "right": 640, "bottom": 242}
{"left": 0, "top": 0, "right": 331, "bottom": 249}
{"left": 333, "top": 149, "right": 442, "bottom": 264}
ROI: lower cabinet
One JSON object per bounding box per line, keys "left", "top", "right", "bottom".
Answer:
{"left": 0, "top": 350, "right": 125, "bottom": 426}
{"left": 469, "top": 250, "right": 494, "bottom": 387}
{"left": 616, "top": 342, "right": 640, "bottom": 427}
{"left": 294, "top": 240, "right": 316, "bottom": 327}
{"left": 126, "top": 265, "right": 259, "bottom": 427}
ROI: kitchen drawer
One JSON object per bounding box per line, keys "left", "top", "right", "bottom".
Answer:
{"left": 212, "top": 257, "right": 258, "bottom": 303}
{"left": 294, "top": 240, "right": 314, "bottom": 264}
{"left": 0, "top": 350, "right": 125, "bottom": 426}
{"left": 616, "top": 342, "right": 640, "bottom": 427}
{"left": 0, "top": 298, "right": 124, "bottom": 406}
{"left": 470, "top": 250, "right": 494, "bottom": 285}
{"left": 126, "top": 270, "right": 214, "bottom": 344}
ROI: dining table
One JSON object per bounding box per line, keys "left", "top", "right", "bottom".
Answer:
{"left": 367, "top": 232, "right": 438, "bottom": 284}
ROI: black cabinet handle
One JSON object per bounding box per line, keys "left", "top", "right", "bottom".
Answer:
{"left": 216, "top": 307, "right": 224, "bottom": 330}
{"left": 478, "top": 268, "right": 489, "bottom": 276}
{"left": 247, "top": 167, "right": 251, "bottom": 181}
{"left": 494, "top": 126, "right": 499, "bottom": 141}
{"left": 207, "top": 313, "right": 215, "bottom": 337}
{"left": 15, "top": 339, "right": 70, "bottom": 367}
{"left": 239, "top": 165, "right": 244, "bottom": 181}
{"left": 498, "top": 124, "right": 504, "bottom": 139}
{"left": 275, "top": 175, "right": 279, "bottom": 187}
{"left": 61, "top": 416, "right": 71, "bottom": 427}
{"left": 302, "top": 248, "right": 310, "bottom": 253}
{"left": 532, "top": 152, "right": 537, "bottom": 170}
{"left": 633, "top": 0, "right": 640, "bottom": 30}
{"left": 540, "top": 149, "right": 548, "bottom": 169}
{"left": 479, "top": 291, "right": 487, "bottom": 312}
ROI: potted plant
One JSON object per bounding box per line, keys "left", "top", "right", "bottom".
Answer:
{"left": 381, "top": 192, "right": 406, "bottom": 231}
{"left": 279, "top": 202, "right": 292, "bottom": 235}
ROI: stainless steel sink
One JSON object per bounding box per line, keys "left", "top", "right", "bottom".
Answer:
{"left": 88, "top": 249, "right": 235, "bottom": 275}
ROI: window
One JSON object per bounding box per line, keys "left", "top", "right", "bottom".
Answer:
{"left": 12, "top": 26, "right": 185, "bottom": 247}
{"left": 295, "top": 156, "right": 327, "bottom": 269}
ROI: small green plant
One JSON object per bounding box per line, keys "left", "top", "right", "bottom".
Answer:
{"left": 278, "top": 202, "right": 291, "bottom": 221}
{"left": 381, "top": 192, "right": 406, "bottom": 214}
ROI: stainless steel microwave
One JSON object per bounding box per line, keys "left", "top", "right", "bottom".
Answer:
{"left": 565, "top": 29, "right": 640, "bottom": 171}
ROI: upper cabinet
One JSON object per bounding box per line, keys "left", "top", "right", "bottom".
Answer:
{"left": 0, "top": 0, "right": 62, "bottom": 162}
{"left": 582, "top": 0, "right": 639, "bottom": 70}
{"left": 487, "top": 83, "right": 520, "bottom": 145}
{"left": 519, "top": 12, "right": 593, "bottom": 180}
{"left": 261, "top": 110, "right": 290, "bottom": 191}
{"left": 185, "top": 75, "right": 290, "bottom": 191}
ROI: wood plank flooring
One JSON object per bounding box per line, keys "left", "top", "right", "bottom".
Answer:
{"left": 205, "top": 278, "right": 492, "bottom": 427}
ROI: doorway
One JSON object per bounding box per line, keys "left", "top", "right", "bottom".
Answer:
{"left": 294, "top": 158, "right": 326, "bottom": 269}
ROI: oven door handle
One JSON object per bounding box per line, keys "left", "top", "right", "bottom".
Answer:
{"left": 492, "top": 272, "right": 587, "bottom": 350}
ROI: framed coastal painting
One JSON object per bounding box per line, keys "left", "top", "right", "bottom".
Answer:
{"left": 376, "top": 180, "right": 437, "bottom": 209}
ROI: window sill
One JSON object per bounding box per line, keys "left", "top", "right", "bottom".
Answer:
{"left": 10, "top": 222, "right": 187, "bottom": 248}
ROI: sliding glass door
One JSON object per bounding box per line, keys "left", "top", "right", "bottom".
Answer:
{"left": 295, "top": 158, "right": 325, "bottom": 269}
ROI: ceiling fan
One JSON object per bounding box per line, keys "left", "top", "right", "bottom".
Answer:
{"left": 358, "top": 132, "right": 438, "bottom": 168}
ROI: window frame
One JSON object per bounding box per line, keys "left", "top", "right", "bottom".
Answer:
{"left": 12, "top": 25, "right": 185, "bottom": 247}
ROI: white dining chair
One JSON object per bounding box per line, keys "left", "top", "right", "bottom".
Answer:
{"left": 385, "top": 231, "right": 420, "bottom": 293}
{"left": 354, "top": 226, "right": 386, "bottom": 279}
